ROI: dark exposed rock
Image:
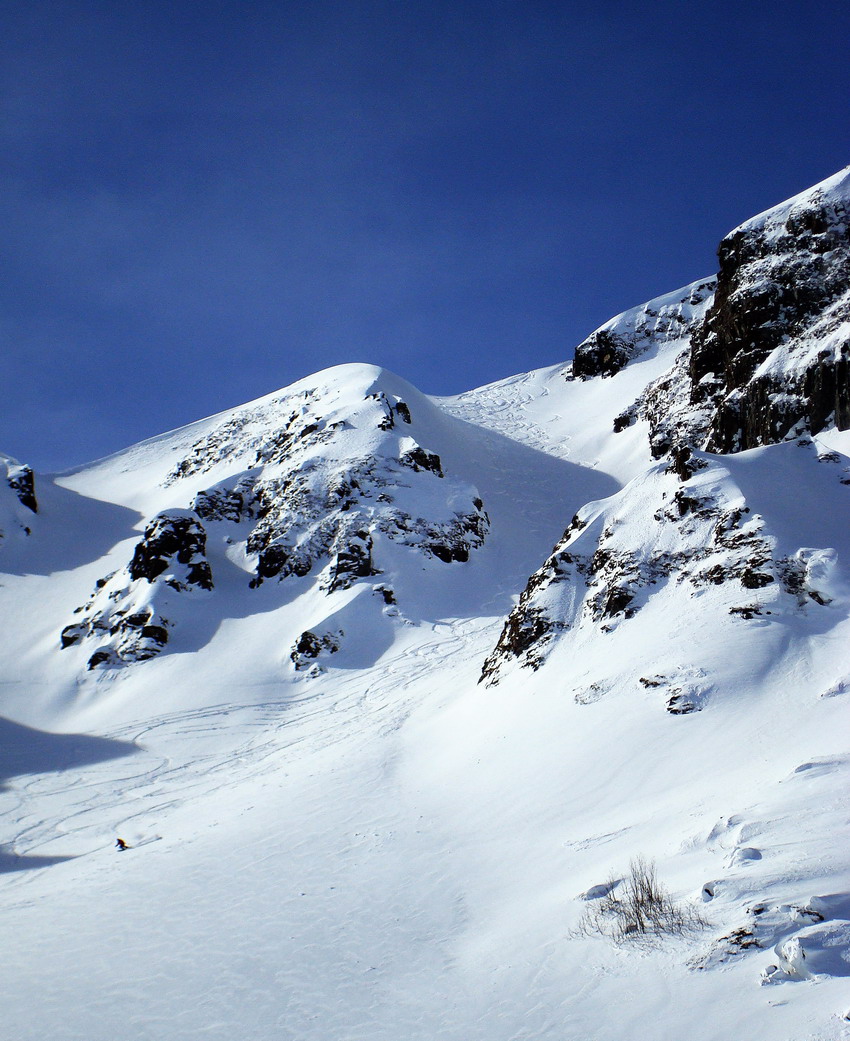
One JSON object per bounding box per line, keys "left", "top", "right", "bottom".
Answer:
{"left": 329, "top": 532, "right": 378, "bottom": 592}
{"left": 65, "top": 589, "right": 174, "bottom": 667}
{"left": 666, "top": 691, "right": 699, "bottom": 714}
{"left": 610, "top": 175, "right": 850, "bottom": 461}
{"left": 192, "top": 483, "right": 254, "bottom": 523}
{"left": 246, "top": 448, "right": 486, "bottom": 588}
{"left": 60, "top": 623, "right": 84, "bottom": 648}
{"left": 480, "top": 602, "right": 564, "bottom": 684}
{"left": 613, "top": 410, "right": 636, "bottom": 433}
{"left": 599, "top": 586, "right": 634, "bottom": 618}
{"left": 251, "top": 543, "right": 313, "bottom": 584}
{"left": 394, "top": 401, "right": 412, "bottom": 424}
{"left": 374, "top": 585, "right": 396, "bottom": 605}
{"left": 669, "top": 445, "right": 706, "bottom": 482}
{"left": 129, "top": 512, "right": 213, "bottom": 590}
{"left": 60, "top": 511, "right": 211, "bottom": 669}
{"left": 729, "top": 604, "right": 768, "bottom": 619}
{"left": 87, "top": 650, "right": 114, "bottom": 670}
{"left": 572, "top": 329, "right": 635, "bottom": 379}
{"left": 740, "top": 568, "right": 774, "bottom": 590}
{"left": 290, "top": 628, "right": 341, "bottom": 671}
{"left": 368, "top": 392, "right": 396, "bottom": 431}
{"left": 140, "top": 624, "right": 168, "bottom": 645}
{"left": 684, "top": 175, "right": 850, "bottom": 452}
{"left": 7, "top": 465, "right": 37, "bottom": 513}
{"left": 424, "top": 507, "right": 489, "bottom": 565}
{"left": 632, "top": 348, "right": 717, "bottom": 460}
{"left": 400, "top": 446, "right": 444, "bottom": 477}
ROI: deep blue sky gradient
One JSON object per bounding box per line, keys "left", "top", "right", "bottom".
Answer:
{"left": 3, "top": 0, "right": 849, "bottom": 470}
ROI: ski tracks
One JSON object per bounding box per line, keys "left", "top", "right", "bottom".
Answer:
{"left": 0, "top": 616, "right": 496, "bottom": 891}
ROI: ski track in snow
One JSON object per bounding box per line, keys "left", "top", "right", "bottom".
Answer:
{"left": 2, "top": 615, "right": 494, "bottom": 887}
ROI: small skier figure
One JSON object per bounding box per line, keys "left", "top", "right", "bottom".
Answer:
{"left": 115, "top": 838, "right": 129, "bottom": 851}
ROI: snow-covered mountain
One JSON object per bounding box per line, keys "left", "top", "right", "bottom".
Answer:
{"left": 3, "top": 168, "right": 850, "bottom": 1041}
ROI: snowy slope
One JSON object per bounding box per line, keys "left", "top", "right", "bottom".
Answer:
{"left": 2, "top": 170, "right": 850, "bottom": 1041}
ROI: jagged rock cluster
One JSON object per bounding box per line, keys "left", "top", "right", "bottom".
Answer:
{"left": 290, "top": 629, "right": 342, "bottom": 674}
{"left": 61, "top": 381, "right": 488, "bottom": 670}
{"left": 61, "top": 510, "right": 213, "bottom": 669}
{"left": 127, "top": 511, "right": 213, "bottom": 590}
{"left": 169, "top": 385, "right": 488, "bottom": 591}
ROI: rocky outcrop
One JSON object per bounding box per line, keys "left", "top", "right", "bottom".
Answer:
{"left": 6, "top": 463, "right": 37, "bottom": 514}
{"left": 481, "top": 440, "right": 840, "bottom": 687}
{"left": 165, "top": 382, "right": 488, "bottom": 591}
{"left": 242, "top": 449, "right": 487, "bottom": 589}
{"left": 618, "top": 168, "right": 850, "bottom": 459}
{"left": 0, "top": 455, "right": 38, "bottom": 549}
{"left": 568, "top": 279, "right": 716, "bottom": 382}
{"left": 692, "top": 168, "right": 850, "bottom": 452}
{"left": 192, "top": 478, "right": 256, "bottom": 523}
{"left": 128, "top": 511, "right": 213, "bottom": 591}
{"left": 290, "top": 629, "right": 342, "bottom": 673}
{"left": 60, "top": 510, "right": 214, "bottom": 669}
{"left": 61, "top": 595, "right": 173, "bottom": 671}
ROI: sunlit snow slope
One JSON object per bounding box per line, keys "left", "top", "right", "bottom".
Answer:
{"left": 2, "top": 169, "right": 850, "bottom": 1041}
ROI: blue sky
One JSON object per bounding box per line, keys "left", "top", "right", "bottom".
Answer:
{"left": 3, "top": 0, "right": 849, "bottom": 471}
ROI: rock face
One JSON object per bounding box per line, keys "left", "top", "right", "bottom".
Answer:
{"left": 691, "top": 169, "right": 850, "bottom": 453}
{"left": 622, "top": 168, "right": 850, "bottom": 459}
{"left": 128, "top": 511, "right": 213, "bottom": 590}
{"left": 0, "top": 455, "right": 38, "bottom": 549}
{"left": 6, "top": 463, "right": 37, "bottom": 514}
{"left": 290, "top": 629, "right": 342, "bottom": 674}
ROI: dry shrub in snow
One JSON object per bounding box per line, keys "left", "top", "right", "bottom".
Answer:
{"left": 579, "top": 856, "right": 706, "bottom": 943}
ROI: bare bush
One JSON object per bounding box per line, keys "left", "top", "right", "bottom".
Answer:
{"left": 578, "top": 856, "right": 706, "bottom": 943}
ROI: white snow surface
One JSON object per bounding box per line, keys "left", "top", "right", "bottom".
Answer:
{"left": 2, "top": 343, "right": 850, "bottom": 1034}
